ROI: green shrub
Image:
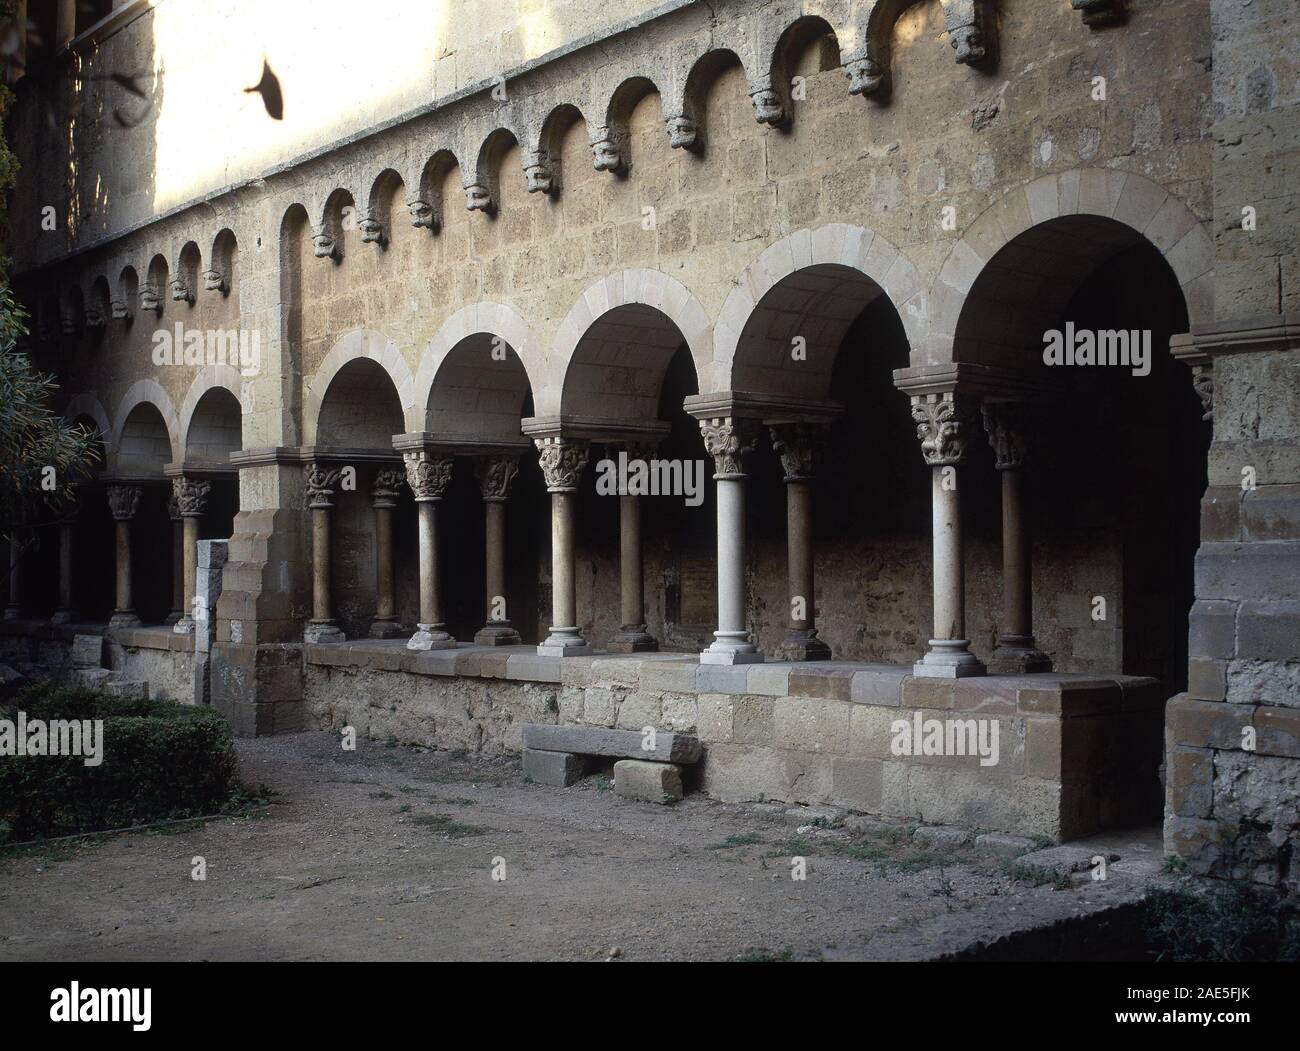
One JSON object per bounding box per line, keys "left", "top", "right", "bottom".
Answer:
{"left": 0, "top": 684, "right": 239, "bottom": 841}
{"left": 1144, "top": 883, "right": 1300, "bottom": 962}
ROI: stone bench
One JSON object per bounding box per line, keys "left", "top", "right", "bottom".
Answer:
{"left": 521, "top": 724, "right": 702, "bottom": 802}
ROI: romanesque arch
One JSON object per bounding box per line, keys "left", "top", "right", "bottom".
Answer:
{"left": 303, "top": 328, "right": 416, "bottom": 446}
{"left": 111, "top": 380, "right": 179, "bottom": 470}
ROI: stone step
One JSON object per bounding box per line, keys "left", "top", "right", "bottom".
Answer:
{"left": 521, "top": 723, "right": 702, "bottom": 764}
{"left": 613, "top": 759, "right": 683, "bottom": 804}
{"left": 71, "top": 634, "right": 105, "bottom": 669}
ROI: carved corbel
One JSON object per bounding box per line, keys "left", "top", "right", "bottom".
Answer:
{"left": 84, "top": 306, "right": 106, "bottom": 330}
{"left": 844, "top": 55, "right": 886, "bottom": 98}
{"left": 170, "top": 276, "right": 194, "bottom": 303}
{"left": 590, "top": 126, "right": 625, "bottom": 173}
{"left": 943, "top": 0, "right": 993, "bottom": 65}
{"left": 521, "top": 149, "right": 556, "bottom": 195}
{"left": 60, "top": 308, "right": 77, "bottom": 335}
{"left": 665, "top": 114, "right": 698, "bottom": 151}
{"left": 311, "top": 222, "right": 339, "bottom": 260}
{"left": 357, "top": 209, "right": 386, "bottom": 245}
{"left": 464, "top": 181, "right": 495, "bottom": 214}
{"left": 202, "top": 267, "right": 227, "bottom": 294}
{"left": 406, "top": 195, "right": 439, "bottom": 232}
{"left": 139, "top": 284, "right": 161, "bottom": 312}
{"left": 748, "top": 74, "right": 787, "bottom": 127}
{"left": 109, "top": 298, "right": 131, "bottom": 321}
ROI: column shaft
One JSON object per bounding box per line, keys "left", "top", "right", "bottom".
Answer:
{"left": 51, "top": 523, "right": 77, "bottom": 623}
{"left": 403, "top": 452, "right": 455, "bottom": 651}
{"left": 166, "top": 516, "right": 184, "bottom": 624}
{"left": 608, "top": 489, "right": 657, "bottom": 652}
{"left": 303, "top": 464, "right": 344, "bottom": 643}
{"left": 535, "top": 437, "right": 590, "bottom": 655}
{"left": 771, "top": 418, "right": 832, "bottom": 661}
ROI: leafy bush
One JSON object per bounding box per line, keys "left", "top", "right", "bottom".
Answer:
{"left": 1144, "top": 883, "right": 1300, "bottom": 962}
{"left": 0, "top": 684, "right": 239, "bottom": 841}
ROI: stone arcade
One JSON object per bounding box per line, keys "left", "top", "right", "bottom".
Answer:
{"left": 4, "top": 0, "right": 1297, "bottom": 889}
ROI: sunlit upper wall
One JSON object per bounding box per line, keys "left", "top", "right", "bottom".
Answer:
{"left": 150, "top": 0, "right": 664, "bottom": 209}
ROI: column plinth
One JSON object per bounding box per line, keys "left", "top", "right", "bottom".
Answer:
{"left": 534, "top": 438, "right": 592, "bottom": 656}
{"left": 698, "top": 418, "right": 763, "bottom": 665}
{"left": 303, "top": 464, "right": 345, "bottom": 644}
{"left": 369, "top": 468, "right": 406, "bottom": 639}
{"left": 403, "top": 451, "right": 457, "bottom": 650}
{"left": 107, "top": 485, "right": 143, "bottom": 629}
{"left": 910, "top": 394, "right": 983, "bottom": 678}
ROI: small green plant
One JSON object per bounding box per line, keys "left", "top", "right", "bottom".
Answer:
{"left": 1144, "top": 884, "right": 1299, "bottom": 962}
{"left": 369, "top": 791, "right": 395, "bottom": 800}
{"left": 734, "top": 947, "right": 794, "bottom": 963}
{"left": 1161, "top": 855, "right": 1188, "bottom": 874}
{"left": 707, "top": 832, "right": 763, "bottom": 850}
{"left": 1002, "top": 859, "right": 1071, "bottom": 890}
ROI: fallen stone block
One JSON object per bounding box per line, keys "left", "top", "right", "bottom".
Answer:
{"left": 103, "top": 680, "right": 149, "bottom": 701}
{"left": 71, "top": 634, "right": 104, "bottom": 668}
{"left": 913, "top": 825, "right": 973, "bottom": 850}
{"left": 974, "top": 832, "right": 1037, "bottom": 858}
{"left": 522, "top": 723, "right": 701, "bottom": 764}
{"left": 613, "top": 759, "right": 683, "bottom": 804}
{"left": 522, "top": 748, "right": 587, "bottom": 787}
{"left": 71, "top": 668, "right": 114, "bottom": 689}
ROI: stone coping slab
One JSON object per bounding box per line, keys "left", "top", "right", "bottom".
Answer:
{"left": 522, "top": 723, "right": 702, "bottom": 764}
{"left": 302, "top": 638, "right": 1162, "bottom": 714}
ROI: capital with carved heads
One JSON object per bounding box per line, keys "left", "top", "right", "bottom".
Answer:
{"left": 402, "top": 451, "right": 454, "bottom": 502}
{"left": 700, "top": 417, "right": 760, "bottom": 478}
{"left": 107, "top": 485, "right": 143, "bottom": 522}
{"left": 172, "top": 477, "right": 211, "bottom": 517}
{"left": 475, "top": 455, "right": 520, "bottom": 502}
{"left": 911, "top": 392, "right": 974, "bottom": 467}
{"left": 304, "top": 463, "right": 342, "bottom": 509}
{"left": 981, "top": 403, "right": 1030, "bottom": 472}
{"left": 535, "top": 437, "right": 589, "bottom": 493}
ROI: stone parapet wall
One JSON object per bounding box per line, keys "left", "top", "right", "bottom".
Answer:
{"left": 303, "top": 642, "right": 1162, "bottom": 840}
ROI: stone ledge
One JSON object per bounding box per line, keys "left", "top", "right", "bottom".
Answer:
{"left": 109, "top": 626, "right": 194, "bottom": 653}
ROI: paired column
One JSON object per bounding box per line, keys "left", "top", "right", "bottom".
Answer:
{"left": 172, "top": 477, "right": 211, "bottom": 634}
{"left": 608, "top": 440, "right": 658, "bottom": 653}
{"left": 369, "top": 468, "right": 407, "bottom": 639}
{"left": 535, "top": 437, "right": 592, "bottom": 656}
{"left": 165, "top": 494, "right": 184, "bottom": 624}
{"left": 982, "top": 403, "right": 1051, "bottom": 673}
{"left": 402, "top": 451, "right": 456, "bottom": 650}
{"left": 51, "top": 504, "right": 79, "bottom": 624}
{"left": 698, "top": 417, "right": 764, "bottom": 665}
{"left": 910, "top": 393, "right": 984, "bottom": 677}
{"left": 771, "top": 423, "right": 831, "bottom": 661}
{"left": 107, "top": 484, "right": 143, "bottom": 629}
{"left": 302, "top": 463, "right": 345, "bottom": 644}
{"left": 473, "top": 456, "right": 523, "bottom": 645}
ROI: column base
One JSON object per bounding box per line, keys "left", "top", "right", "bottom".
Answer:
{"left": 475, "top": 621, "right": 522, "bottom": 646}
{"left": 3, "top": 606, "right": 23, "bottom": 621}
{"left": 988, "top": 636, "right": 1052, "bottom": 674}
{"left": 173, "top": 616, "right": 196, "bottom": 636}
{"left": 408, "top": 624, "right": 457, "bottom": 651}
{"left": 50, "top": 608, "right": 79, "bottom": 626}
{"left": 303, "top": 620, "right": 346, "bottom": 644}
{"left": 607, "top": 625, "right": 658, "bottom": 653}
{"left": 537, "top": 627, "right": 593, "bottom": 656}
{"left": 913, "top": 639, "right": 985, "bottom": 678}
{"left": 700, "top": 631, "right": 764, "bottom": 665}
{"left": 775, "top": 628, "right": 832, "bottom": 662}
{"left": 164, "top": 610, "right": 183, "bottom": 626}
{"left": 369, "top": 618, "right": 406, "bottom": 640}
{"left": 108, "top": 611, "right": 141, "bottom": 629}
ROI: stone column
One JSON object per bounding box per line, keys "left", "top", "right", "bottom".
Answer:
{"left": 535, "top": 437, "right": 592, "bottom": 655}
{"left": 473, "top": 455, "right": 523, "bottom": 646}
{"left": 982, "top": 404, "right": 1051, "bottom": 673}
{"left": 3, "top": 534, "right": 22, "bottom": 620}
{"left": 699, "top": 417, "right": 764, "bottom": 665}
{"left": 771, "top": 423, "right": 831, "bottom": 661}
{"left": 51, "top": 512, "right": 78, "bottom": 624}
{"left": 303, "top": 463, "right": 345, "bottom": 644}
{"left": 608, "top": 441, "right": 658, "bottom": 652}
{"left": 369, "top": 467, "right": 407, "bottom": 639}
{"left": 910, "top": 393, "right": 984, "bottom": 677}
{"left": 402, "top": 451, "right": 456, "bottom": 650}
{"left": 164, "top": 494, "right": 184, "bottom": 624}
{"left": 107, "top": 484, "right": 143, "bottom": 629}
{"left": 172, "top": 477, "right": 211, "bottom": 635}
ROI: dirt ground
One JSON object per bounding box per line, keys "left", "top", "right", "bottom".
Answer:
{"left": 0, "top": 732, "right": 1162, "bottom": 961}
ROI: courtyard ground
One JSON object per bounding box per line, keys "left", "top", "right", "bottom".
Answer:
{"left": 0, "top": 731, "right": 1167, "bottom": 962}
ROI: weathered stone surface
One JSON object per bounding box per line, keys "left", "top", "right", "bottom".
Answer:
{"left": 613, "top": 759, "right": 683, "bottom": 803}
{"left": 973, "top": 832, "right": 1036, "bottom": 858}
{"left": 521, "top": 723, "right": 701, "bottom": 763}
{"left": 912, "top": 825, "right": 972, "bottom": 850}
{"left": 523, "top": 748, "right": 587, "bottom": 787}
{"left": 71, "top": 634, "right": 103, "bottom": 669}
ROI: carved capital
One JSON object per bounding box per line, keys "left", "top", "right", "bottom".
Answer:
{"left": 475, "top": 455, "right": 520, "bottom": 502}
{"left": 911, "top": 393, "right": 972, "bottom": 467}
{"left": 371, "top": 467, "right": 406, "bottom": 507}
{"left": 590, "top": 126, "right": 625, "bottom": 173}
{"left": 107, "top": 485, "right": 143, "bottom": 522}
{"left": 170, "top": 276, "right": 193, "bottom": 303}
{"left": 699, "top": 417, "right": 760, "bottom": 477}
{"left": 535, "top": 437, "right": 589, "bottom": 493}
{"left": 619, "top": 438, "right": 661, "bottom": 465}
{"left": 172, "top": 476, "right": 211, "bottom": 516}
{"left": 981, "top": 403, "right": 1030, "bottom": 471}
{"left": 1072, "top": 0, "right": 1125, "bottom": 28}
{"left": 770, "top": 423, "right": 827, "bottom": 482}
{"left": 665, "top": 115, "right": 698, "bottom": 150}
{"left": 1191, "top": 363, "right": 1213, "bottom": 422}
{"left": 166, "top": 493, "right": 181, "bottom": 522}
{"left": 402, "top": 451, "right": 454, "bottom": 502}
{"left": 304, "top": 462, "right": 342, "bottom": 508}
